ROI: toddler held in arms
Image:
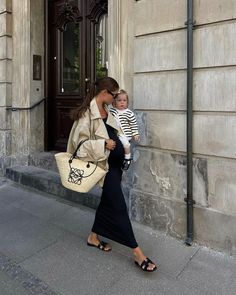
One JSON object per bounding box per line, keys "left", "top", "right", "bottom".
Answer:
{"left": 110, "top": 90, "right": 140, "bottom": 170}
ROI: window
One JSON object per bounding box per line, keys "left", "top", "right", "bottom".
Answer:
{"left": 95, "top": 13, "right": 108, "bottom": 79}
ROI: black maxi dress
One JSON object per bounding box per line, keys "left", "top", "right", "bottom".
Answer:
{"left": 91, "top": 118, "right": 138, "bottom": 249}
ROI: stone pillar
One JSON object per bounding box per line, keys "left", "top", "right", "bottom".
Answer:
{"left": 108, "top": 0, "right": 122, "bottom": 81}
{"left": 108, "top": 0, "right": 134, "bottom": 105}
{"left": 29, "top": 0, "right": 44, "bottom": 153}
{"left": 11, "top": 0, "right": 44, "bottom": 162}
{"left": 11, "top": 0, "right": 31, "bottom": 158}
{"left": 0, "top": 0, "right": 12, "bottom": 172}
{"left": 108, "top": 0, "right": 135, "bottom": 207}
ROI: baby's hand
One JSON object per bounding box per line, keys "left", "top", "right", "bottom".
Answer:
{"left": 133, "top": 135, "right": 140, "bottom": 142}
{"left": 105, "top": 139, "right": 116, "bottom": 150}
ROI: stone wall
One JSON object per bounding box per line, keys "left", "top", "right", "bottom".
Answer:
{"left": 108, "top": 0, "right": 134, "bottom": 102}
{"left": 0, "top": 0, "right": 44, "bottom": 174}
{"left": 11, "top": 0, "right": 44, "bottom": 157}
{"left": 128, "top": 0, "right": 236, "bottom": 254}
{"left": 0, "top": 0, "right": 12, "bottom": 173}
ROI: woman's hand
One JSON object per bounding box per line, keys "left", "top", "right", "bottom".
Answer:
{"left": 105, "top": 139, "right": 116, "bottom": 150}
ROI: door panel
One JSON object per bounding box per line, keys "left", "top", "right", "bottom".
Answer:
{"left": 46, "top": 0, "right": 108, "bottom": 151}
{"left": 60, "top": 21, "right": 81, "bottom": 94}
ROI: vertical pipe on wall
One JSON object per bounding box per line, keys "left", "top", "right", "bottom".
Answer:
{"left": 185, "top": 0, "right": 195, "bottom": 246}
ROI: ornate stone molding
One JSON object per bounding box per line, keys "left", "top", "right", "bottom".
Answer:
{"left": 87, "top": 0, "right": 108, "bottom": 23}
{"left": 55, "top": 1, "right": 83, "bottom": 31}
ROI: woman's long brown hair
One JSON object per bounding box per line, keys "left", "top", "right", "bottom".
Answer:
{"left": 71, "top": 77, "right": 119, "bottom": 121}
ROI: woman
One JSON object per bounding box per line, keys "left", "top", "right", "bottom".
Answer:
{"left": 67, "top": 77, "right": 157, "bottom": 272}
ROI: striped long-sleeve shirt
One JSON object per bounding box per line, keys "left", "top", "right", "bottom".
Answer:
{"left": 109, "top": 107, "right": 139, "bottom": 137}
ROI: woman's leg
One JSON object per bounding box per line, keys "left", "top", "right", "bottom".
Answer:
{"left": 87, "top": 233, "right": 156, "bottom": 269}
{"left": 87, "top": 231, "right": 112, "bottom": 251}
{"left": 132, "top": 246, "right": 157, "bottom": 271}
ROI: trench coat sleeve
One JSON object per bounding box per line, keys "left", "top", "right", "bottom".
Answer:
{"left": 66, "top": 111, "right": 109, "bottom": 162}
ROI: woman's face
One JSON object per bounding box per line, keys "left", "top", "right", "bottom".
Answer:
{"left": 103, "top": 89, "right": 120, "bottom": 105}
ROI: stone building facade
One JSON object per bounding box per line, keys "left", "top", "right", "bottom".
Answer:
{"left": 0, "top": 0, "right": 236, "bottom": 254}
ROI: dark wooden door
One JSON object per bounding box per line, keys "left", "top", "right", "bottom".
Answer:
{"left": 46, "top": 0, "right": 108, "bottom": 151}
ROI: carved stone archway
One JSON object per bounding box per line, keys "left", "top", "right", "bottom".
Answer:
{"left": 87, "top": 0, "right": 108, "bottom": 23}
{"left": 55, "top": 1, "right": 83, "bottom": 31}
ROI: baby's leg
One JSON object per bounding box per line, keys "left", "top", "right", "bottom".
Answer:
{"left": 124, "top": 146, "right": 131, "bottom": 157}
{"left": 119, "top": 135, "right": 131, "bottom": 159}
{"left": 119, "top": 135, "right": 133, "bottom": 170}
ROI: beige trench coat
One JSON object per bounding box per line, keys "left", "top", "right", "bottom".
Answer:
{"left": 66, "top": 98, "right": 121, "bottom": 187}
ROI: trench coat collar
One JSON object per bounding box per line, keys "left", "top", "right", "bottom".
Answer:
{"left": 90, "top": 98, "right": 119, "bottom": 131}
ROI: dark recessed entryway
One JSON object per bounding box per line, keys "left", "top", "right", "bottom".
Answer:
{"left": 45, "top": 0, "right": 108, "bottom": 151}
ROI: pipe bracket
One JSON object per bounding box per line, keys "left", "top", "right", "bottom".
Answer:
{"left": 185, "top": 19, "right": 196, "bottom": 26}
{"left": 184, "top": 198, "right": 196, "bottom": 205}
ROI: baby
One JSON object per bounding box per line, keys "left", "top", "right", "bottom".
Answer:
{"left": 110, "top": 89, "right": 140, "bottom": 170}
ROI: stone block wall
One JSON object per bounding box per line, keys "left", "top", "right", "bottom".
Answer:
{"left": 11, "top": 0, "right": 44, "bottom": 157}
{"left": 0, "top": 0, "right": 12, "bottom": 171}
{"left": 0, "top": 0, "right": 44, "bottom": 174}
{"left": 130, "top": 0, "right": 236, "bottom": 254}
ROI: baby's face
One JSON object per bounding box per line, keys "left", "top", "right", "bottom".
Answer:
{"left": 115, "top": 94, "right": 128, "bottom": 110}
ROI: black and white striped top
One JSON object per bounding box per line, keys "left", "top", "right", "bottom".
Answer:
{"left": 109, "top": 107, "right": 139, "bottom": 137}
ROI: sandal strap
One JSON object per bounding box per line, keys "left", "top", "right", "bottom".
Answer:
{"left": 140, "top": 259, "right": 150, "bottom": 270}
{"left": 146, "top": 257, "right": 154, "bottom": 264}
{"left": 98, "top": 241, "right": 110, "bottom": 251}
{"left": 146, "top": 257, "right": 157, "bottom": 270}
{"left": 124, "top": 158, "right": 132, "bottom": 162}
{"left": 140, "top": 258, "right": 157, "bottom": 271}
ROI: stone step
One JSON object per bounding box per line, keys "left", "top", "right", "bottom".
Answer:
{"left": 5, "top": 165, "right": 101, "bottom": 210}
{"left": 28, "top": 151, "right": 58, "bottom": 173}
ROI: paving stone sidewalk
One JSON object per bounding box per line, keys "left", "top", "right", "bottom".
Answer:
{"left": 0, "top": 178, "right": 235, "bottom": 295}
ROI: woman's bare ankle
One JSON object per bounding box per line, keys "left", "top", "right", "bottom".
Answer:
{"left": 133, "top": 249, "right": 157, "bottom": 269}
{"left": 133, "top": 247, "right": 146, "bottom": 260}
{"left": 88, "top": 232, "right": 98, "bottom": 242}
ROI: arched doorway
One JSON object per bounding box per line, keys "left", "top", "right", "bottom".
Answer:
{"left": 45, "top": 0, "right": 108, "bottom": 151}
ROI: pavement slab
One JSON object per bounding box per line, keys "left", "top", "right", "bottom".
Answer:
{"left": 178, "top": 248, "right": 236, "bottom": 295}
{"left": 0, "top": 252, "right": 60, "bottom": 295}
{"left": 20, "top": 232, "right": 132, "bottom": 295}
{"left": 0, "top": 206, "right": 66, "bottom": 263}
{"left": 0, "top": 184, "right": 72, "bottom": 221}
{"left": 48, "top": 204, "right": 95, "bottom": 239}
{"left": 129, "top": 224, "right": 200, "bottom": 279}
{"left": 0, "top": 270, "right": 30, "bottom": 295}
{"left": 0, "top": 180, "right": 236, "bottom": 295}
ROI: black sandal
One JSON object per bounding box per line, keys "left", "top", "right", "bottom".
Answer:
{"left": 135, "top": 257, "right": 157, "bottom": 272}
{"left": 87, "top": 240, "right": 111, "bottom": 252}
{"left": 122, "top": 158, "right": 132, "bottom": 170}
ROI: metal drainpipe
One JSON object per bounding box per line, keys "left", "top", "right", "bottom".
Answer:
{"left": 185, "top": 0, "right": 196, "bottom": 246}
